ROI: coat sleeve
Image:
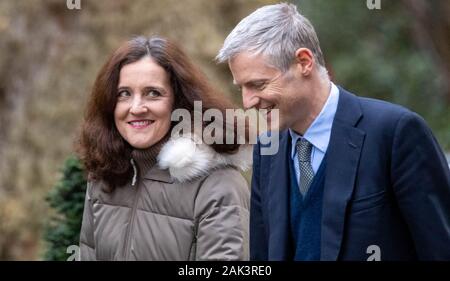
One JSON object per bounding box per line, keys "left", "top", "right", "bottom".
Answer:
{"left": 249, "top": 140, "right": 268, "bottom": 260}
{"left": 79, "top": 182, "right": 97, "bottom": 261}
{"left": 391, "top": 111, "right": 450, "bottom": 260}
{"left": 194, "top": 168, "right": 250, "bottom": 260}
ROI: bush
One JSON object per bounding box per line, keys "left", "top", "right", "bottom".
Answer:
{"left": 42, "top": 155, "right": 86, "bottom": 261}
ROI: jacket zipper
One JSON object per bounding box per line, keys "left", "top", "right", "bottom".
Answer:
{"left": 188, "top": 221, "right": 198, "bottom": 260}
{"left": 123, "top": 159, "right": 142, "bottom": 260}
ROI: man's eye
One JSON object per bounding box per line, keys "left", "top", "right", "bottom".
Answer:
{"left": 254, "top": 83, "right": 266, "bottom": 90}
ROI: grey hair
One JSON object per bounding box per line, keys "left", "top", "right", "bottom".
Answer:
{"left": 216, "top": 3, "right": 328, "bottom": 77}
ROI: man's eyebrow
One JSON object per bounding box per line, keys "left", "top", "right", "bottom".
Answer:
{"left": 245, "top": 79, "right": 268, "bottom": 86}
{"left": 234, "top": 79, "right": 267, "bottom": 85}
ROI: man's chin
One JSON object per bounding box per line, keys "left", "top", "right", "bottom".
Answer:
{"left": 258, "top": 125, "right": 283, "bottom": 135}
{"left": 269, "top": 120, "right": 285, "bottom": 132}
{"left": 255, "top": 121, "right": 283, "bottom": 134}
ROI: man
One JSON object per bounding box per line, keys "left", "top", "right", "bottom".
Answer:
{"left": 216, "top": 3, "right": 450, "bottom": 260}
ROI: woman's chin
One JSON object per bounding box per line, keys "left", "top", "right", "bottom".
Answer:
{"left": 129, "top": 140, "right": 156, "bottom": 149}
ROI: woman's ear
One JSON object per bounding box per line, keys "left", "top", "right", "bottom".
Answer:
{"left": 294, "top": 48, "right": 314, "bottom": 76}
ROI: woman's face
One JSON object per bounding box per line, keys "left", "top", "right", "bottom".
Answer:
{"left": 114, "top": 56, "right": 174, "bottom": 149}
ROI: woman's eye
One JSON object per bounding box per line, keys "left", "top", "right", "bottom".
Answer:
{"left": 117, "top": 90, "right": 131, "bottom": 98}
{"left": 146, "top": 90, "right": 161, "bottom": 97}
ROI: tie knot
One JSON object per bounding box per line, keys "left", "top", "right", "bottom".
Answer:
{"left": 296, "top": 138, "right": 312, "bottom": 162}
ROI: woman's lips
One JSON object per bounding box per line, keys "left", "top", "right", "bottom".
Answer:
{"left": 128, "top": 120, "right": 154, "bottom": 129}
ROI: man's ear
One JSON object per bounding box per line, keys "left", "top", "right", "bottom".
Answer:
{"left": 294, "top": 48, "right": 314, "bottom": 76}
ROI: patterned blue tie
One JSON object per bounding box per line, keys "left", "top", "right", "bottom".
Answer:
{"left": 296, "top": 138, "right": 314, "bottom": 196}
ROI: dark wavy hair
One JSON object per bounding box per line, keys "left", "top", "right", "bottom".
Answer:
{"left": 76, "top": 36, "right": 246, "bottom": 190}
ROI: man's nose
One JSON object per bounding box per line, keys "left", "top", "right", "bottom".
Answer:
{"left": 242, "top": 88, "right": 259, "bottom": 110}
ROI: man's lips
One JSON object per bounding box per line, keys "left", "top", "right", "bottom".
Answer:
{"left": 260, "top": 105, "right": 275, "bottom": 111}
{"left": 260, "top": 105, "right": 275, "bottom": 116}
{"left": 127, "top": 119, "right": 154, "bottom": 129}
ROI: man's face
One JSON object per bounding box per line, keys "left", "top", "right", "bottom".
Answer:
{"left": 228, "top": 52, "right": 307, "bottom": 131}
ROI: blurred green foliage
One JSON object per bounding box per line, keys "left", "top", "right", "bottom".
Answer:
{"left": 43, "top": 156, "right": 86, "bottom": 261}
{"left": 296, "top": 0, "right": 450, "bottom": 149}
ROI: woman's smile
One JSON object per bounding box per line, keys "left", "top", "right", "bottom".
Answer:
{"left": 127, "top": 119, "right": 154, "bottom": 129}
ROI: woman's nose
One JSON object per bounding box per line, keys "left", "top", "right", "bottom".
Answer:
{"left": 129, "top": 98, "right": 148, "bottom": 115}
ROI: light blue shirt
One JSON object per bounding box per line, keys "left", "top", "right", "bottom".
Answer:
{"left": 289, "top": 82, "right": 340, "bottom": 186}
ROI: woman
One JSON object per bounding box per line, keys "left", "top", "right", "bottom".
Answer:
{"left": 77, "top": 36, "right": 251, "bottom": 260}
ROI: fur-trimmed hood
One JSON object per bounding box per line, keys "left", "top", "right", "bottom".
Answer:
{"left": 157, "top": 134, "right": 253, "bottom": 183}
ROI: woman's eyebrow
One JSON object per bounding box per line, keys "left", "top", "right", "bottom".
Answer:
{"left": 116, "top": 85, "right": 167, "bottom": 93}
{"left": 142, "top": 86, "right": 167, "bottom": 94}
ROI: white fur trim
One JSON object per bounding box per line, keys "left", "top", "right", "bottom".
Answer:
{"left": 157, "top": 134, "right": 252, "bottom": 183}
